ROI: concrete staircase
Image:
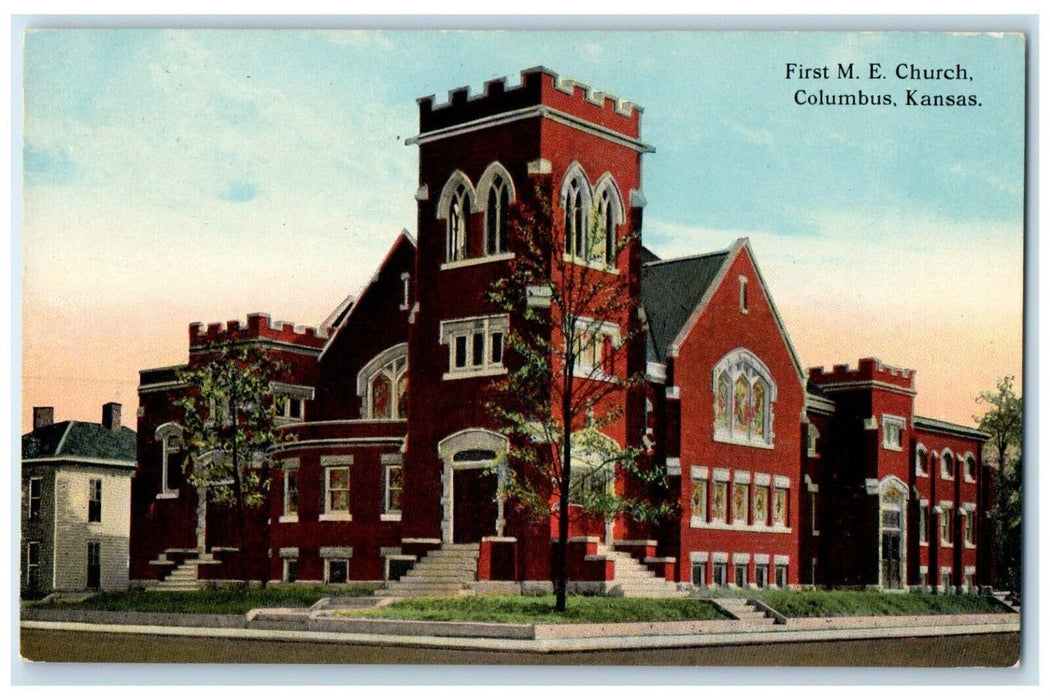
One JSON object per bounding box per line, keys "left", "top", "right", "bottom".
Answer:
{"left": 599, "top": 545, "right": 684, "bottom": 598}
{"left": 375, "top": 544, "right": 479, "bottom": 598}
{"left": 993, "top": 590, "right": 1021, "bottom": 613}
{"left": 147, "top": 559, "right": 202, "bottom": 592}
{"left": 710, "top": 597, "right": 778, "bottom": 626}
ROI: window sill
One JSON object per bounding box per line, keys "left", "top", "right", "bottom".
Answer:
{"left": 940, "top": 473, "right": 954, "bottom": 481}
{"left": 713, "top": 433, "right": 775, "bottom": 451}
{"left": 915, "top": 470, "right": 928, "bottom": 478}
{"left": 155, "top": 491, "right": 179, "bottom": 500}
{"left": 689, "top": 517, "right": 791, "bottom": 534}
{"left": 319, "top": 513, "right": 352, "bottom": 522}
{"left": 561, "top": 253, "right": 619, "bottom": 274}
{"left": 940, "top": 539, "right": 953, "bottom": 547}
{"left": 882, "top": 444, "right": 903, "bottom": 452}
{"left": 380, "top": 513, "right": 402, "bottom": 522}
{"left": 443, "top": 366, "right": 508, "bottom": 381}
{"left": 279, "top": 515, "right": 299, "bottom": 524}
{"left": 572, "top": 368, "right": 618, "bottom": 383}
{"left": 963, "top": 476, "right": 977, "bottom": 484}
{"left": 441, "top": 252, "right": 514, "bottom": 271}
{"left": 965, "top": 542, "right": 976, "bottom": 550}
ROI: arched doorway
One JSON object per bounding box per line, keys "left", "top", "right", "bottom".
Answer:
{"left": 437, "top": 429, "right": 508, "bottom": 544}
{"left": 878, "top": 477, "right": 908, "bottom": 589}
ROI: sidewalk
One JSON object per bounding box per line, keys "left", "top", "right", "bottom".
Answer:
{"left": 20, "top": 605, "right": 1020, "bottom": 653}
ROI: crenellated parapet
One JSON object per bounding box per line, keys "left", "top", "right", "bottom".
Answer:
{"left": 808, "top": 357, "right": 916, "bottom": 391}
{"left": 189, "top": 312, "right": 330, "bottom": 351}
{"left": 414, "top": 66, "right": 643, "bottom": 141}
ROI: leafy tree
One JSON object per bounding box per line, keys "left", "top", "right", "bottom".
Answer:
{"left": 488, "top": 186, "right": 672, "bottom": 612}
{"left": 176, "top": 338, "right": 289, "bottom": 550}
{"left": 975, "top": 376, "right": 1022, "bottom": 593}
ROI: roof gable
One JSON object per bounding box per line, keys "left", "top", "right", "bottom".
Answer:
{"left": 641, "top": 249, "right": 730, "bottom": 363}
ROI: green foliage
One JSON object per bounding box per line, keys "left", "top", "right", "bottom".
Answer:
{"left": 751, "top": 590, "right": 1004, "bottom": 618}
{"left": 486, "top": 184, "right": 672, "bottom": 526}
{"left": 975, "top": 376, "right": 1023, "bottom": 593}
{"left": 339, "top": 595, "right": 728, "bottom": 624}
{"left": 176, "top": 339, "right": 290, "bottom": 510}
{"left": 29, "top": 586, "right": 370, "bottom": 614}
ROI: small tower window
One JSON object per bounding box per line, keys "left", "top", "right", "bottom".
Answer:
{"left": 485, "top": 175, "right": 510, "bottom": 255}
{"left": 447, "top": 183, "right": 469, "bottom": 262}
{"left": 564, "top": 177, "right": 586, "bottom": 258}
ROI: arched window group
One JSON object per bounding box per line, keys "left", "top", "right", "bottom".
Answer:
{"left": 437, "top": 164, "right": 516, "bottom": 264}
{"left": 712, "top": 348, "right": 777, "bottom": 447}
{"left": 358, "top": 344, "right": 409, "bottom": 420}
{"left": 560, "top": 164, "right": 625, "bottom": 268}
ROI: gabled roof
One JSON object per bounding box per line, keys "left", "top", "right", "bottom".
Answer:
{"left": 640, "top": 248, "right": 731, "bottom": 363}
{"left": 318, "top": 229, "right": 417, "bottom": 362}
{"left": 22, "top": 421, "right": 136, "bottom": 464}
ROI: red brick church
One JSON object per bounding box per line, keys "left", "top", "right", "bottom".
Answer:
{"left": 131, "top": 67, "right": 991, "bottom": 595}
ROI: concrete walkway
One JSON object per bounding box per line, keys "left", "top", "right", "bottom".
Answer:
{"left": 20, "top": 605, "right": 1020, "bottom": 653}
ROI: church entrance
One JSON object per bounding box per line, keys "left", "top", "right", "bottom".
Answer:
{"left": 878, "top": 479, "right": 906, "bottom": 590}
{"left": 453, "top": 467, "right": 498, "bottom": 544}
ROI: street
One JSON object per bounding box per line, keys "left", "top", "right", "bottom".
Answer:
{"left": 20, "top": 627, "right": 1020, "bottom": 667}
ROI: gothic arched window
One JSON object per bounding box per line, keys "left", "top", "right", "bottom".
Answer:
{"left": 485, "top": 175, "right": 510, "bottom": 255}
{"left": 357, "top": 345, "right": 409, "bottom": 420}
{"left": 712, "top": 348, "right": 777, "bottom": 447}
{"left": 447, "top": 183, "right": 469, "bottom": 262}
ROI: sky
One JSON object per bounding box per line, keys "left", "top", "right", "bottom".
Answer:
{"left": 18, "top": 29, "right": 1025, "bottom": 430}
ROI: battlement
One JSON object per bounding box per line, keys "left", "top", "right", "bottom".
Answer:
{"left": 416, "top": 66, "right": 642, "bottom": 140}
{"left": 189, "top": 313, "right": 330, "bottom": 350}
{"left": 808, "top": 357, "right": 915, "bottom": 389}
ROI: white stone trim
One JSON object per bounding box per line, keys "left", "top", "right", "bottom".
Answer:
{"left": 646, "top": 361, "right": 666, "bottom": 383}
{"left": 773, "top": 475, "right": 791, "bottom": 489}
{"left": 711, "top": 552, "right": 728, "bottom": 564}
{"left": 881, "top": 413, "right": 906, "bottom": 451}
{"left": 689, "top": 518, "right": 792, "bottom": 534}
{"left": 732, "top": 553, "right": 751, "bottom": 565}
{"left": 690, "top": 466, "right": 708, "bottom": 480}
{"left": 754, "top": 473, "right": 771, "bottom": 487}
{"left": 666, "top": 461, "right": 681, "bottom": 477}
{"left": 319, "top": 546, "right": 354, "bottom": 559}
{"left": 753, "top": 554, "right": 770, "bottom": 565}
{"left": 712, "top": 468, "right": 730, "bottom": 482}
{"left": 440, "top": 251, "right": 515, "bottom": 272}
{"left": 773, "top": 555, "right": 790, "bottom": 566}
{"left": 733, "top": 471, "right": 751, "bottom": 484}
{"left": 278, "top": 547, "right": 299, "bottom": 559}
{"left": 665, "top": 386, "right": 680, "bottom": 400}
{"left": 526, "top": 158, "right": 552, "bottom": 175}
{"left": 690, "top": 551, "right": 709, "bottom": 563}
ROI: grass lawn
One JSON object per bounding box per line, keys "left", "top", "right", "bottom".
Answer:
{"left": 25, "top": 585, "right": 373, "bottom": 615}
{"left": 338, "top": 595, "right": 729, "bottom": 624}
{"left": 744, "top": 590, "right": 1005, "bottom": 618}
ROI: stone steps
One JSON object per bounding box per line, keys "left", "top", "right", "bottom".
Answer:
{"left": 377, "top": 544, "right": 480, "bottom": 598}
{"left": 597, "top": 545, "right": 684, "bottom": 598}
{"left": 709, "top": 597, "right": 777, "bottom": 625}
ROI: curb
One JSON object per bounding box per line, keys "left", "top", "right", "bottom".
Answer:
{"left": 20, "top": 616, "right": 1020, "bottom": 654}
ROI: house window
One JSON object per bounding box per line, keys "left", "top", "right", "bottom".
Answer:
{"left": 156, "top": 423, "right": 184, "bottom": 497}
{"left": 772, "top": 487, "right": 788, "bottom": 526}
{"left": 712, "top": 349, "right": 776, "bottom": 447}
{"left": 918, "top": 505, "right": 928, "bottom": 545}
{"left": 323, "top": 465, "right": 351, "bottom": 520}
{"left": 280, "top": 396, "right": 304, "bottom": 420}
{"left": 755, "top": 564, "right": 770, "bottom": 588}
{"left": 88, "top": 479, "right": 102, "bottom": 523}
{"left": 283, "top": 558, "right": 298, "bottom": 583}
{"left": 87, "top": 541, "right": 101, "bottom": 589}
{"left": 325, "top": 559, "right": 349, "bottom": 584}
{"left": 690, "top": 479, "right": 708, "bottom": 520}
{"left": 739, "top": 276, "right": 749, "bottom": 314}
{"left": 753, "top": 485, "right": 769, "bottom": 526}
{"left": 734, "top": 563, "right": 748, "bottom": 587}
{"left": 572, "top": 318, "right": 621, "bottom": 380}
{"left": 563, "top": 175, "right": 587, "bottom": 260}
{"left": 446, "top": 182, "right": 469, "bottom": 262}
{"left": 691, "top": 562, "right": 706, "bottom": 587}
{"left": 26, "top": 541, "right": 40, "bottom": 590}
{"left": 440, "top": 316, "right": 509, "bottom": 379}
{"left": 941, "top": 452, "right": 954, "bottom": 480}
{"left": 775, "top": 564, "right": 788, "bottom": 588}
{"left": 939, "top": 508, "right": 953, "bottom": 544}
{"left": 485, "top": 174, "right": 510, "bottom": 256}
{"left": 385, "top": 462, "right": 403, "bottom": 516}
{"left": 915, "top": 447, "right": 928, "bottom": 477}
{"left": 283, "top": 466, "right": 299, "bottom": 520}
{"left": 964, "top": 455, "right": 976, "bottom": 482}
{"left": 711, "top": 481, "right": 729, "bottom": 522}
{"left": 29, "top": 477, "right": 42, "bottom": 520}
{"left": 712, "top": 562, "right": 728, "bottom": 587}
{"left": 733, "top": 483, "right": 749, "bottom": 524}
{"left": 882, "top": 415, "right": 904, "bottom": 451}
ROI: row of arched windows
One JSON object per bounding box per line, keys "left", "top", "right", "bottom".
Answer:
{"left": 438, "top": 163, "right": 516, "bottom": 264}
{"left": 712, "top": 348, "right": 777, "bottom": 447}
{"left": 915, "top": 446, "right": 977, "bottom": 481}
{"left": 436, "top": 162, "right": 626, "bottom": 268}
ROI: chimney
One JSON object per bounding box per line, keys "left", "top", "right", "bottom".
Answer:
{"left": 33, "top": 407, "right": 54, "bottom": 430}
{"left": 102, "top": 402, "right": 122, "bottom": 431}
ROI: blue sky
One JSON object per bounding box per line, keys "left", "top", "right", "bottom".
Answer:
{"left": 20, "top": 29, "right": 1025, "bottom": 427}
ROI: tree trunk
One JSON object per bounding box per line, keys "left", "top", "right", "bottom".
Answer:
{"left": 555, "top": 350, "right": 575, "bottom": 613}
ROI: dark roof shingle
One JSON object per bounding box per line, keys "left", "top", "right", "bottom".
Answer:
{"left": 22, "top": 421, "right": 136, "bottom": 462}
{"left": 641, "top": 250, "right": 730, "bottom": 363}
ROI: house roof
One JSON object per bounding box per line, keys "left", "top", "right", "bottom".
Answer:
{"left": 22, "top": 421, "right": 137, "bottom": 464}
{"left": 640, "top": 249, "right": 731, "bottom": 363}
